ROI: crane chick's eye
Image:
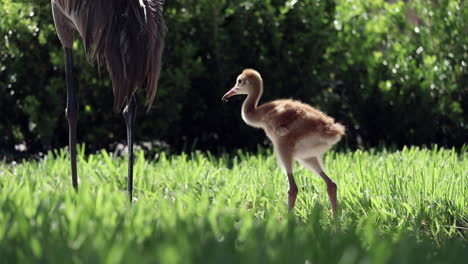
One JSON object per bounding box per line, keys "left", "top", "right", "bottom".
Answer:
{"left": 238, "top": 79, "right": 242, "bottom": 84}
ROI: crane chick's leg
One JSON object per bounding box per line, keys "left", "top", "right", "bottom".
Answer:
{"left": 287, "top": 172, "right": 298, "bottom": 209}
{"left": 64, "top": 48, "right": 79, "bottom": 190}
{"left": 275, "top": 144, "right": 297, "bottom": 209}
{"left": 123, "top": 95, "right": 137, "bottom": 202}
{"left": 300, "top": 157, "right": 337, "bottom": 215}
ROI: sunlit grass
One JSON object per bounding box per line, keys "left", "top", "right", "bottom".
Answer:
{"left": 0, "top": 146, "right": 467, "bottom": 263}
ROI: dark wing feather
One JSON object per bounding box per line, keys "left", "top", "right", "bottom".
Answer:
{"left": 53, "top": 0, "right": 167, "bottom": 112}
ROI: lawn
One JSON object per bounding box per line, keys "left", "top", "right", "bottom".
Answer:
{"left": 0, "top": 146, "right": 467, "bottom": 263}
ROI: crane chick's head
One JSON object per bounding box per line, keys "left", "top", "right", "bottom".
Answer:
{"left": 222, "top": 69, "right": 262, "bottom": 102}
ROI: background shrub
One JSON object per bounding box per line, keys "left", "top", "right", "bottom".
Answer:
{"left": 0, "top": 0, "right": 467, "bottom": 159}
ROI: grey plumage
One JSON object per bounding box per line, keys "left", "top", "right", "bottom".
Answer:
{"left": 51, "top": 0, "right": 167, "bottom": 198}
{"left": 52, "top": 0, "right": 167, "bottom": 111}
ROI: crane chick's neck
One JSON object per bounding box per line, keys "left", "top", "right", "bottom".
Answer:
{"left": 241, "top": 85, "right": 263, "bottom": 127}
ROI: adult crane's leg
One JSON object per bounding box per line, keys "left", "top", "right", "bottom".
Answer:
{"left": 64, "top": 48, "right": 79, "bottom": 190}
{"left": 123, "top": 95, "right": 137, "bottom": 202}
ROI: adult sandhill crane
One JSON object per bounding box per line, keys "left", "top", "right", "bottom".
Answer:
{"left": 51, "top": 0, "right": 167, "bottom": 201}
{"left": 222, "top": 69, "right": 345, "bottom": 215}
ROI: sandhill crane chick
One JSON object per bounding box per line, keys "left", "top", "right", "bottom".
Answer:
{"left": 222, "top": 69, "right": 345, "bottom": 214}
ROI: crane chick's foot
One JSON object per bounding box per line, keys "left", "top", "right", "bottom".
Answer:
{"left": 326, "top": 181, "right": 338, "bottom": 215}
{"left": 288, "top": 190, "right": 298, "bottom": 210}
{"left": 286, "top": 171, "right": 298, "bottom": 210}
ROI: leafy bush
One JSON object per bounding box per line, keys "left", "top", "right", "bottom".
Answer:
{"left": 0, "top": 0, "right": 467, "bottom": 158}
{"left": 326, "top": 0, "right": 468, "bottom": 147}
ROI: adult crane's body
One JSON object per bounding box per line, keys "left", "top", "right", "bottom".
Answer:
{"left": 51, "top": 0, "right": 167, "bottom": 200}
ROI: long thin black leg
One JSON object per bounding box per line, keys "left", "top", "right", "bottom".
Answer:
{"left": 64, "top": 48, "right": 78, "bottom": 190}
{"left": 123, "top": 95, "right": 137, "bottom": 202}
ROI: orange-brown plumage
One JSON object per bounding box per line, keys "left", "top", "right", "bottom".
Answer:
{"left": 223, "top": 69, "right": 345, "bottom": 214}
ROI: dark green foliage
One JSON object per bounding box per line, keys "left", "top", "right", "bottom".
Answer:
{"left": 1, "top": 0, "right": 467, "bottom": 158}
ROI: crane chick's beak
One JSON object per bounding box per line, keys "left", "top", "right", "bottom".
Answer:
{"left": 222, "top": 87, "right": 238, "bottom": 102}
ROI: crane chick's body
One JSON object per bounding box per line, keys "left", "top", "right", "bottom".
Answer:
{"left": 223, "top": 69, "right": 345, "bottom": 214}
{"left": 245, "top": 99, "right": 343, "bottom": 159}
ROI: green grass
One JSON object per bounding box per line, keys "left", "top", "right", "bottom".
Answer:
{"left": 0, "top": 146, "right": 467, "bottom": 263}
